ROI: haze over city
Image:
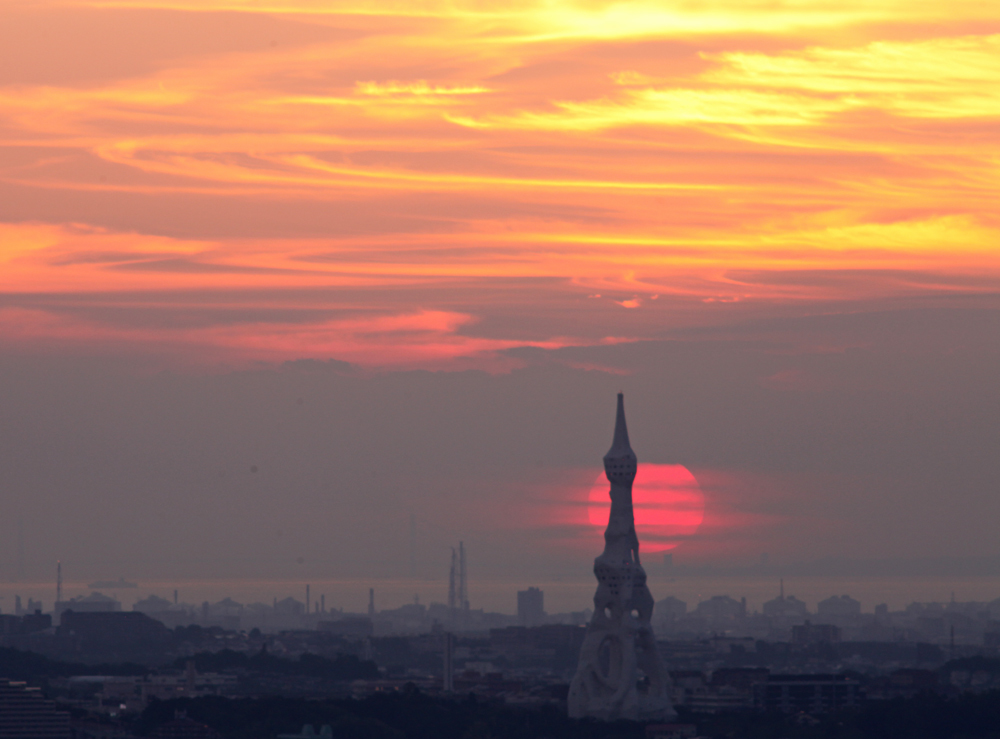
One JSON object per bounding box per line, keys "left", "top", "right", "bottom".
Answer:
{"left": 2, "top": 0, "right": 1000, "bottom": 620}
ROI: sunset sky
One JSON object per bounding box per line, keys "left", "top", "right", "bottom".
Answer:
{"left": 2, "top": 0, "right": 1000, "bottom": 611}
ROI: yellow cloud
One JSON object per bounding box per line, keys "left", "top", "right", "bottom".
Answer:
{"left": 454, "top": 34, "right": 1000, "bottom": 136}
{"left": 708, "top": 34, "right": 1000, "bottom": 119}
{"left": 355, "top": 80, "right": 491, "bottom": 96}
{"left": 2, "top": 0, "right": 999, "bottom": 365}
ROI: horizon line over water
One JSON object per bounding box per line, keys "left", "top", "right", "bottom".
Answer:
{"left": 5, "top": 576, "right": 1000, "bottom": 617}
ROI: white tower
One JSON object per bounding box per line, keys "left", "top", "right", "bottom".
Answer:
{"left": 568, "top": 393, "right": 675, "bottom": 721}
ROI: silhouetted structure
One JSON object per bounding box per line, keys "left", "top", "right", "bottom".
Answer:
{"left": 568, "top": 393, "right": 674, "bottom": 720}
{"left": 517, "top": 587, "right": 545, "bottom": 626}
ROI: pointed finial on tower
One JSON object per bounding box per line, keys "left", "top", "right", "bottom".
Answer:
{"left": 606, "top": 392, "right": 633, "bottom": 458}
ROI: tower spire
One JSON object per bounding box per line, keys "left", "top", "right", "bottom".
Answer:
{"left": 569, "top": 394, "right": 674, "bottom": 721}
{"left": 607, "top": 391, "right": 632, "bottom": 457}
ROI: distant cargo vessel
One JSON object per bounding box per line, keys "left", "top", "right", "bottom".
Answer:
{"left": 87, "top": 577, "right": 138, "bottom": 589}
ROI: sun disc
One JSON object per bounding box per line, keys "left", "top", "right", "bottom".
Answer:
{"left": 587, "top": 463, "right": 705, "bottom": 552}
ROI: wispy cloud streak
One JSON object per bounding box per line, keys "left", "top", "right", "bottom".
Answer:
{"left": 0, "top": 0, "right": 998, "bottom": 365}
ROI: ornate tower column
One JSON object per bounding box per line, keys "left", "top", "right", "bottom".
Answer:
{"left": 568, "top": 393, "right": 675, "bottom": 721}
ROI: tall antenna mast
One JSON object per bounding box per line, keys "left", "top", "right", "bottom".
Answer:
{"left": 448, "top": 548, "right": 457, "bottom": 613}
{"left": 459, "top": 542, "right": 468, "bottom": 615}
{"left": 56, "top": 561, "right": 62, "bottom": 605}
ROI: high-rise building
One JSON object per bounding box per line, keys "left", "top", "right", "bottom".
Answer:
{"left": 567, "top": 394, "right": 675, "bottom": 721}
{"left": 517, "top": 587, "right": 546, "bottom": 626}
{"left": 442, "top": 632, "right": 455, "bottom": 692}
{"left": 0, "top": 679, "right": 70, "bottom": 739}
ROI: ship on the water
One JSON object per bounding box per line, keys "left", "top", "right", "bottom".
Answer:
{"left": 87, "top": 577, "right": 138, "bottom": 589}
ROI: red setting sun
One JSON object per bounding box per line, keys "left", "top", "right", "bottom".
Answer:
{"left": 587, "top": 464, "right": 705, "bottom": 554}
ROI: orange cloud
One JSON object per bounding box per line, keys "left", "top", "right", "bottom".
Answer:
{"left": 0, "top": 0, "right": 998, "bottom": 366}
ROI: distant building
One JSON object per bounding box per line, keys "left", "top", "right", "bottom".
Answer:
{"left": 656, "top": 596, "right": 687, "bottom": 619}
{"left": 792, "top": 621, "right": 841, "bottom": 644}
{"left": 755, "top": 674, "right": 861, "bottom": 713}
{"left": 274, "top": 597, "right": 305, "bottom": 617}
{"left": 210, "top": 598, "right": 244, "bottom": 619}
{"left": 0, "top": 679, "right": 70, "bottom": 739}
{"left": 0, "top": 612, "right": 51, "bottom": 637}
{"left": 55, "top": 592, "right": 120, "bottom": 617}
{"left": 762, "top": 594, "right": 808, "bottom": 619}
{"left": 817, "top": 595, "right": 861, "bottom": 618}
{"left": 132, "top": 596, "right": 197, "bottom": 629}
{"left": 517, "top": 587, "right": 545, "bottom": 626}
{"left": 668, "top": 670, "right": 706, "bottom": 708}
{"left": 695, "top": 595, "right": 745, "bottom": 621}
{"left": 24, "top": 610, "right": 53, "bottom": 633}
{"left": 689, "top": 670, "right": 768, "bottom": 713}
{"left": 133, "top": 595, "right": 174, "bottom": 614}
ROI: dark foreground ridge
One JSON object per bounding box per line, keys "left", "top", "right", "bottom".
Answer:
{"left": 0, "top": 646, "right": 148, "bottom": 679}
{"left": 0, "top": 646, "right": 377, "bottom": 682}
{"left": 127, "top": 688, "right": 1000, "bottom": 739}
{"left": 11, "top": 632, "right": 1000, "bottom": 739}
